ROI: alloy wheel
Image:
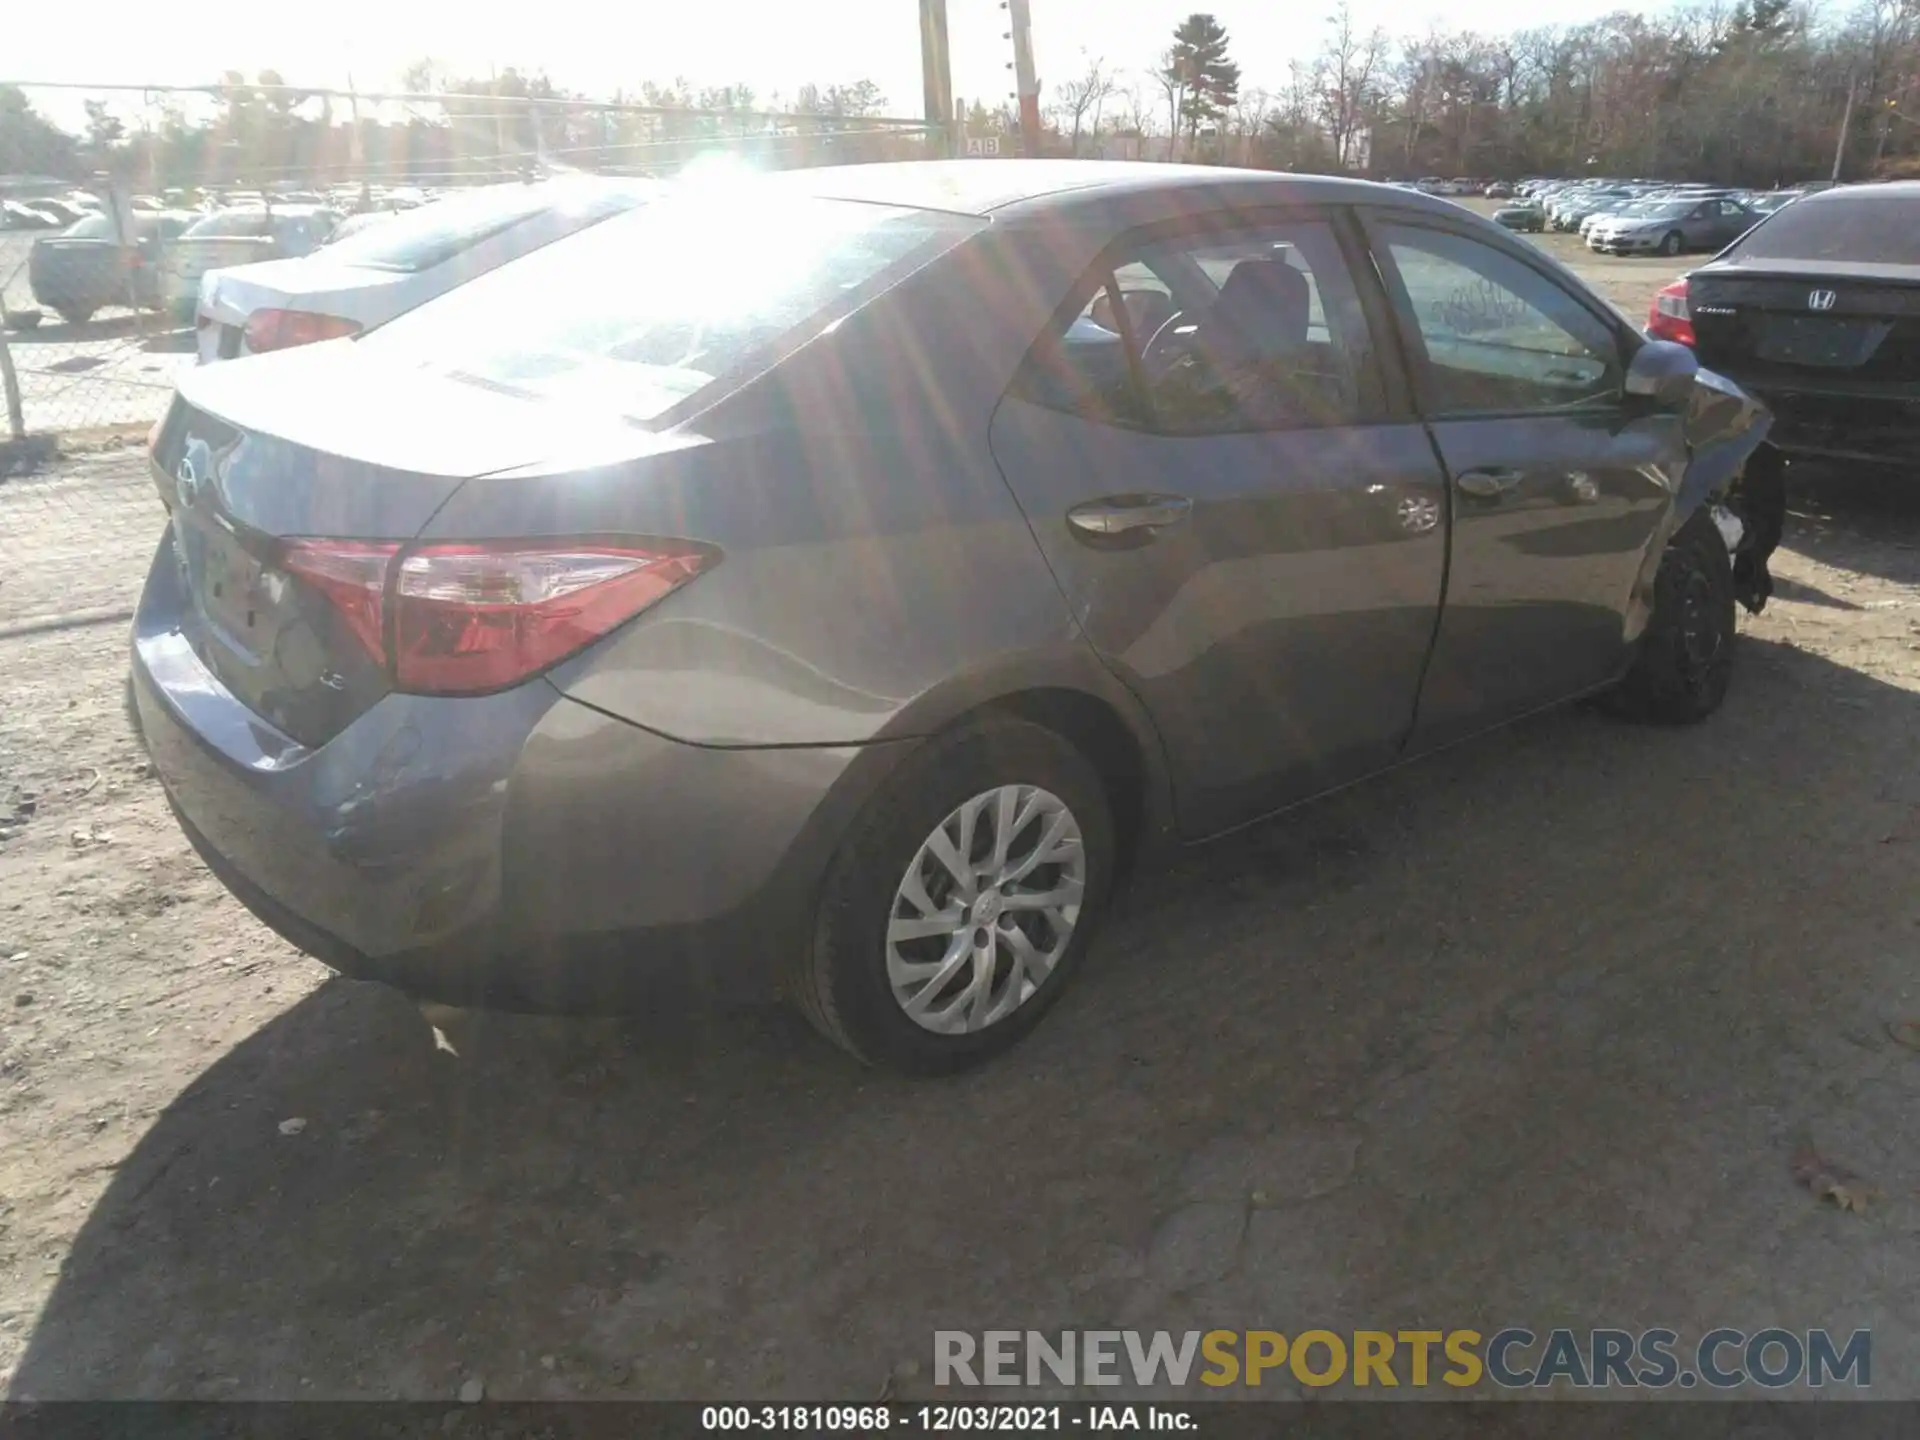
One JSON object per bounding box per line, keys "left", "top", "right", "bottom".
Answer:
{"left": 885, "top": 784, "right": 1086, "bottom": 1034}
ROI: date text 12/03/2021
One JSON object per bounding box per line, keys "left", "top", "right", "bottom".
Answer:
{"left": 701, "top": 1407, "right": 1190, "bottom": 1431}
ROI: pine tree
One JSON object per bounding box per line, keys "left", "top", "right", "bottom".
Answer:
{"left": 1160, "top": 14, "right": 1242, "bottom": 156}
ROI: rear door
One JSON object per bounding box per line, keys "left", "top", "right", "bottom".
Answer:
{"left": 988, "top": 210, "right": 1448, "bottom": 837}
{"left": 1362, "top": 213, "right": 1687, "bottom": 749}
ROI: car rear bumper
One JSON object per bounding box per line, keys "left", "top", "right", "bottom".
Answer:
{"left": 133, "top": 532, "right": 884, "bottom": 1011}
{"left": 1709, "top": 383, "right": 1920, "bottom": 467}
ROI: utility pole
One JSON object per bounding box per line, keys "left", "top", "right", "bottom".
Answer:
{"left": 1005, "top": 0, "right": 1042, "bottom": 155}
{"left": 920, "top": 0, "right": 955, "bottom": 157}
{"left": 1833, "top": 74, "right": 1857, "bottom": 183}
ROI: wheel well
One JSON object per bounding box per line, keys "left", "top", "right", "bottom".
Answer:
{"left": 964, "top": 688, "right": 1151, "bottom": 878}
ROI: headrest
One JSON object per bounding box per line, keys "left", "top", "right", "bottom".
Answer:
{"left": 1202, "top": 259, "right": 1311, "bottom": 365}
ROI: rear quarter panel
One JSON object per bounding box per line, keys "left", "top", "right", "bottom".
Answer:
{"left": 420, "top": 223, "right": 1115, "bottom": 750}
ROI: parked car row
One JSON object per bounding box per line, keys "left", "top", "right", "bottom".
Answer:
{"left": 192, "top": 176, "right": 660, "bottom": 362}
{"left": 24, "top": 209, "right": 200, "bottom": 325}
{"left": 9, "top": 176, "right": 672, "bottom": 336}
{"left": 1488, "top": 177, "right": 1822, "bottom": 256}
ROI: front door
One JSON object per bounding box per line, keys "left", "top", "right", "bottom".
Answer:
{"left": 1363, "top": 216, "right": 1689, "bottom": 751}
{"left": 988, "top": 212, "right": 1449, "bottom": 838}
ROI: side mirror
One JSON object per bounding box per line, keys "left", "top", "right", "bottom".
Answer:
{"left": 1625, "top": 339, "right": 1698, "bottom": 407}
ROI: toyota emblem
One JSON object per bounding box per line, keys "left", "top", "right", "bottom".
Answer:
{"left": 1807, "top": 289, "right": 1837, "bottom": 312}
{"left": 175, "top": 435, "right": 212, "bottom": 507}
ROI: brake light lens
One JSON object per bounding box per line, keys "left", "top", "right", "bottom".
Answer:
{"left": 280, "top": 539, "right": 712, "bottom": 695}
{"left": 1648, "top": 279, "right": 1694, "bottom": 347}
{"left": 283, "top": 541, "right": 398, "bottom": 663}
{"left": 243, "top": 308, "right": 362, "bottom": 354}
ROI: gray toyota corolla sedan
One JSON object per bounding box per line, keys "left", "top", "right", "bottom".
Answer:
{"left": 132, "top": 161, "right": 1783, "bottom": 1074}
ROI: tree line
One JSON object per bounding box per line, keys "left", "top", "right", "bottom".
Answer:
{"left": 1046, "top": 0, "right": 1919, "bottom": 185}
{"left": 0, "top": 69, "right": 911, "bottom": 194}
{"left": 3, "top": 0, "right": 1917, "bottom": 196}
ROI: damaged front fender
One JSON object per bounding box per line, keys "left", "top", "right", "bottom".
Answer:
{"left": 1630, "top": 366, "right": 1783, "bottom": 632}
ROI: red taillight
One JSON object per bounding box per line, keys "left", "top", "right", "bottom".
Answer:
{"left": 283, "top": 540, "right": 398, "bottom": 663}
{"left": 1648, "top": 278, "right": 1694, "bottom": 347}
{"left": 281, "top": 539, "right": 712, "bottom": 696}
{"left": 243, "top": 308, "right": 362, "bottom": 354}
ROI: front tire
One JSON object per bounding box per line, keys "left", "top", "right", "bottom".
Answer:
{"left": 1607, "top": 512, "right": 1737, "bottom": 724}
{"left": 53, "top": 304, "right": 94, "bottom": 326}
{"left": 796, "top": 719, "right": 1115, "bottom": 1075}
{"left": 1659, "top": 231, "right": 1684, "bottom": 257}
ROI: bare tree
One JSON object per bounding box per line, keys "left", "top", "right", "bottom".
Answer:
{"left": 1318, "top": 1, "right": 1391, "bottom": 169}
{"left": 1156, "top": 47, "right": 1186, "bottom": 159}
{"left": 1053, "top": 51, "right": 1117, "bottom": 156}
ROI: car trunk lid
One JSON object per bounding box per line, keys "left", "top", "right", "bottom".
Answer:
{"left": 152, "top": 347, "right": 619, "bottom": 746}
{"left": 1689, "top": 265, "right": 1920, "bottom": 388}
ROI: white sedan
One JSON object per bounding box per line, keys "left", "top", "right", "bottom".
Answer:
{"left": 194, "top": 176, "right": 661, "bottom": 364}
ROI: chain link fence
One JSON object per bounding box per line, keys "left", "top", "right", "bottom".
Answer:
{"left": 1, "top": 231, "right": 190, "bottom": 443}
{"left": 1, "top": 82, "right": 942, "bottom": 630}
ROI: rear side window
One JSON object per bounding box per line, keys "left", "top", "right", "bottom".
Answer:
{"left": 1726, "top": 194, "right": 1919, "bottom": 265}
{"left": 1014, "top": 217, "right": 1382, "bottom": 435}
{"left": 358, "top": 194, "right": 979, "bottom": 425}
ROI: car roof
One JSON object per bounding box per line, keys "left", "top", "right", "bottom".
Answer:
{"left": 739, "top": 159, "right": 1468, "bottom": 224}
{"left": 1799, "top": 180, "right": 1920, "bottom": 202}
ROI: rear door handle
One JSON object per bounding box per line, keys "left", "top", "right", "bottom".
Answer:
{"left": 1456, "top": 467, "right": 1525, "bottom": 498}
{"left": 1067, "top": 494, "right": 1193, "bottom": 537}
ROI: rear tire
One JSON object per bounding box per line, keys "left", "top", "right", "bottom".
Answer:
{"left": 796, "top": 718, "right": 1115, "bottom": 1075}
{"left": 1606, "top": 512, "right": 1737, "bottom": 725}
{"left": 53, "top": 304, "right": 94, "bottom": 326}
{"left": 1659, "top": 231, "right": 1684, "bottom": 257}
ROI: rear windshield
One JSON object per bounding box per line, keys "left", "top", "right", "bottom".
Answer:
{"left": 358, "top": 194, "right": 980, "bottom": 425}
{"left": 182, "top": 211, "right": 272, "bottom": 239}
{"left": 318, "top": 184, "right": 620, "bottom": 273}
{"left": 1727, "top": 193, "right": 1919, "bottom": 264}
{"left": 63, "top": 213, "right": 124, "bottom": 239}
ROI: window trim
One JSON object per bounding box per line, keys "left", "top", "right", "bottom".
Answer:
{"left": 1358, "top": 208, "right": 1637, "bottom": 423}
{"left": 1010, "top": 205, "right": 1395, "bottom": 437}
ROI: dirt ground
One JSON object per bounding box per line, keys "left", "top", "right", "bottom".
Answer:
{"left": 5, "top": 258, "right": 1920, "bottom": 1403}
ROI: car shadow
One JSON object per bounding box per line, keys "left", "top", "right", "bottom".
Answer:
{"left": 1768, "top": 575, "right": 1861, "bottom": 610}
{"left": 1782, "top": 459, "right": 1920, "bottom": 586}
{"left": 13, "top": 637, "right": 1920, "bottom": 1401}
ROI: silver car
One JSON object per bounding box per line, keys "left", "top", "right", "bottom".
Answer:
{"left": 132, "top": 162, "right": 1781, "bottom": 1074}
{"left": 1591, "top": 196, "right": 1757, "bottom": 255}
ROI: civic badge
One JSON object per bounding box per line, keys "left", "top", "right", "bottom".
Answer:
{"left": 1807, "top": 289, "right": 1837, "bottom": 312}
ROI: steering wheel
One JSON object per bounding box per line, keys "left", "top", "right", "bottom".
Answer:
{"left": 1140, "top": 309, "right": 1200, "bottom": 380}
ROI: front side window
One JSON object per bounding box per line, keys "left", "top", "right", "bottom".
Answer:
{"left": 1015, "top": 217, "right": 1378, "bottom": 436}
{"left": 1374, "top": 223, "right": 1623, "bottom": 416}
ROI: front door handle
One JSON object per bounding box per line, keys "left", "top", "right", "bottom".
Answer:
{"left": 1067, "top": 493, "right": 1193, "bottom": 537}
{"left": 1456, "top": 467, "right": 1524, "bottom": 498}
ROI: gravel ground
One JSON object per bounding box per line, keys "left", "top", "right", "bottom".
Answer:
{"left": 5, "top": 252, "right": 1920, "bottom": 1404}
